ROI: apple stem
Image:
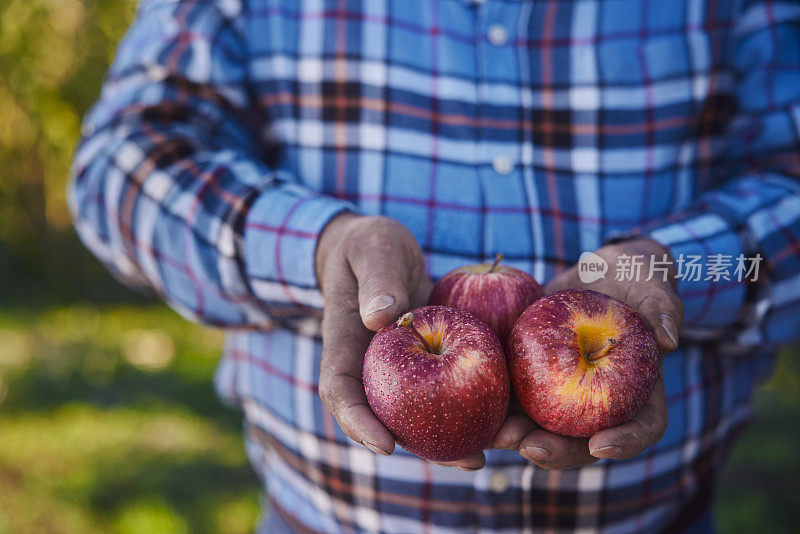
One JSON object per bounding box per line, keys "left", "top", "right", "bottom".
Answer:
{"left": 586, "top": 338, "right": 616, "bottom": 362}
{"left": 397, "top": 313, "right": 434, "bottom": 353}
{"left": 488, "top": 253, "right": 505, "bottom": 273}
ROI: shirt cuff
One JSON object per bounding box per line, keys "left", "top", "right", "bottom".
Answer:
{"left": 606, "top": 210, "right": 749, "bottom": 331}
{"left": 243, "top": 183, "right": 356, "bottom": 310}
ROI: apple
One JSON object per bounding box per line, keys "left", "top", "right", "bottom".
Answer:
{"left": 507, "top": 289, "right": 659, "bottom": 437}
{"left": 363, "top": 305, "right": 509, "bottom": 461}
{"left": 428, "top": 254, "right": 545, "bottom": 346}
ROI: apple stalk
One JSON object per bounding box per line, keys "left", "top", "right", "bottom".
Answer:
{"left": 488, "top": 253, "right": 505, "bottom": 273}
{"left": 586, "top": 338, "right": 616, "bottom": 362}
{"left": 397, "top": 313, "right": 435, "bottom": 353}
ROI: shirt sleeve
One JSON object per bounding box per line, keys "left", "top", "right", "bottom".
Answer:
{"left": 609, "top": 1, "right": 800, "bottom": 346}
{"left": 69, "top": 0, "right": 354, "bottom": 329}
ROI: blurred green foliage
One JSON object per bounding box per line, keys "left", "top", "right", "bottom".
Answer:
{"left": 0, "top": 306, "right": 261, "bottom": 533}
{"left": 0, "top": 1, "right": 797, "bottom": 533}
{"left": 0, "top": 0, "right": 140, "bottom": 304}
{"left": 716, "top": 351, "right": 800, "bottom": 533}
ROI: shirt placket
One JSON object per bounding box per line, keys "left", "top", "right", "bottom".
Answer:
{"left": 476, "top": 2, "right": 521, "bottom": 191}
{"left": 471, "top": 0, "right": 527, "bottom": 528}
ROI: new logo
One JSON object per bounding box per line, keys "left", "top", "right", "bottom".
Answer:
{"left": 578, "top": 251, "right": 608, "bottom": 284}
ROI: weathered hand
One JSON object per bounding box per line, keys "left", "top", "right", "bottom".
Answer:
{"left": 315, "top": 214, "right": 485, "bottom": 469}
{"left": 494, "top": 238, "right": 683, "bottom": 470}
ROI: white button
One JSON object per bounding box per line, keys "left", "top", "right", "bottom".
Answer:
{"left": 492, "top": 156, "right": 514, "bottom": 175}
{"left": 488, "top": 24, "right": 508, "bottom": 46}
{"left": 489, "top": 472, "right": 511, "bottom": 493}
{"left": 147, "top": 65, "right": 169, "bottom": 82}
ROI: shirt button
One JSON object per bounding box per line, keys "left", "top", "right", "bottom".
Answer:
{"left": 147, "top": 65, "right": 169, "bottom": 82}
{"left": 489, "top": 472, "right": 511, "bottom": 493}
{"left": 492, "top": 155, "right": 514, "bottom": 175}
{"left": 488, "top": 24, "right": 509, "bottom": 46}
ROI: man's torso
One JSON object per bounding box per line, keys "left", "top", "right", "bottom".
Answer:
{"left": 211, "top": 1, "right": 774, "bottom": 531}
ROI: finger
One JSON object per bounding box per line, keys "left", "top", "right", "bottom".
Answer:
{"left": 318, "top": 369, "right": 395, "bottom": 455}
{"left": 434, "top": 451, "right": 486, "bottom": 471}
{"left": 544, "top": 268, "right": 577, "bottom": 295}
{"left": 493, "top": 415, "right": 537, "bottom": 449}
{"left": 319, "top": 270, "right": 395, "bottom": 455}
{"left": 411, "top": 276, "right": 434, "bottom": 308}
{"left": 633, "top": 289, "right": 684, "bottom": 352}
{"left": 350, "top": 240, "right": 422, "bottom": 331}
{"left": 589, "top": 379, "right": 668, "bottom": 460}
{"left": 519, "top": 429, "right": 597, "bottom": 470}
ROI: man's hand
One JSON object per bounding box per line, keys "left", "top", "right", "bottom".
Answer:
{"left": 493, "top": 238, "right": 683, "bottom": 469}
{"left": 315, "top": 214, "right": 486, "bottom": 470}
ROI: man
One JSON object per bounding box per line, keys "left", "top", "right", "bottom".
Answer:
{"left": 70, "top": 0, "right": 800, "bottom": 531}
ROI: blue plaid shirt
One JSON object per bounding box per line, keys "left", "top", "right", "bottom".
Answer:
{"left": 70, "top": 0, "right": 800, "bottom": 531}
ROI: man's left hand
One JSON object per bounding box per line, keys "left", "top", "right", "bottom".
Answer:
{"left": 493, "top": 238, "right": 684, "bottom": 470}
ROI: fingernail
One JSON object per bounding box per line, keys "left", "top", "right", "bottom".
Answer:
{"left": 362, "top": 294, "right": 394, "bottom": 317}
{"left": 521, "top": 446, "right": 551, "bottom": 461}
{"left": 362, "top": 441, "right": 391, "bottom": 456}
{"left": 660, "top": 314, "right": 679, "bottom": 349}
{"left": 590, "top": 445, "right": 621, "bottom": 457}
{"left": 458, "top": 465, "right": 482, "bottom": 471}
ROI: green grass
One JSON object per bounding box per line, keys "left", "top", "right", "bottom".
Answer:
{"left": 0, "top": 305, "right": 260, "bottom": 534}
{"left": 0, "top": 304, "right": 798, "bottom": 533}
{"left": 714, "top": 351, "right": 800, "bottom": 533}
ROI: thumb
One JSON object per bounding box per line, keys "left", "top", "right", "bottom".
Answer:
{"left": 351, "top": 246, "right": 421, "bottom": 331}
{"left": 544, "top": 267, "right": 576, "bottom": 295}
{"left": 635, "top": 290, "right": 684, "bottom": 353}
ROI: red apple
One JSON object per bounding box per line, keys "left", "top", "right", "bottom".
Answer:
{"left": 429, "top": 254, "right": 545, "bottom": 346}
{"left": 363, "top": 305, "right": 509, "bottom": 461}
{"left": 507, "top": 289, "right": 659, "bottom": 437}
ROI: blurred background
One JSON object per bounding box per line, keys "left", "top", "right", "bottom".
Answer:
{"left": 0, "top": 1, "right": 798, "bottom": 532}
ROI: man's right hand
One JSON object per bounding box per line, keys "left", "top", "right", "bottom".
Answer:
{"left": 315, "top": 214, "right": 486, "bottom": 470}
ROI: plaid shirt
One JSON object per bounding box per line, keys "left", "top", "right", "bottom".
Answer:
{"left": 70, "top": 0, "right": 800, "bottom": 532}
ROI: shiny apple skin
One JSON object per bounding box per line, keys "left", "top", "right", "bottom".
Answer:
{"left": 363, "top": 306, "right": 509, "bottom": 461}
{"left": 429, "top": 263, "right": 544, "bottom": 346}
{"left": 508, "top": 289, "right": 659, "bottom": 437}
